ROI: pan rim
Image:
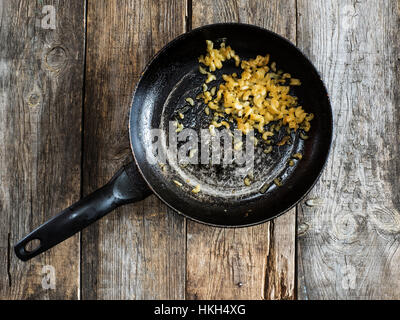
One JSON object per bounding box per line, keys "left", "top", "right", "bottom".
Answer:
{"left": 128, "top": 22, "right": 333, "bottom": 228}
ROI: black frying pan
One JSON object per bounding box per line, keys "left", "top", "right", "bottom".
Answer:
{"left": 15, "top": 23, "right": 333, "bottom": 261}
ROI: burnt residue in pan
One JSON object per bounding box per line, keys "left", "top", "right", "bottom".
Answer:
{"left": 155, "top": 55, "right": 306, "bottom": 202}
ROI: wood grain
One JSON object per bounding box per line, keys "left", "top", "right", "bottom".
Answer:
{"left": 81, "top": 0, "right": 187, "bottom": 299}
{"left": 0, "top": 0, "right": 85, "bottom": 299}
{"left": 187, "top": 0, "right": 296, "bottom": 300}
{"left": 297, "top": 0, "right": 400, "bottom": 299}
{"left": 3, "top": 0, "right": 399, "bottom": 301}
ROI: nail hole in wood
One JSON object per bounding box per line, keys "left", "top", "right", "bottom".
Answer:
{"left": 27, "top": 93, "right": 40, "bottom": 107}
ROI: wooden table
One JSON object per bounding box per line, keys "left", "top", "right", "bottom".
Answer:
{"left": 1, "top": 0, "right": 399, "bottom": 300}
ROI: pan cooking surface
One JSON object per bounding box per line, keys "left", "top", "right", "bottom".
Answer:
{"left": 130, "top": 23, "right": 332, "bottom": 226}
{"left": 157, "top": 62, "right": 304, "bottom": 200}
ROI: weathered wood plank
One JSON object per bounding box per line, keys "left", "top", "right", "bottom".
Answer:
{"left": 187, "top": 0, "right": 296, "bottom": 300}
{"left": 297, "top": 0, "right": 400, "bottom": 299}
{"left": 0, "top": 0, "right": 85, "bottom": 299}
{"left": 81, "top": 0, "right": 187, "bottom": 300}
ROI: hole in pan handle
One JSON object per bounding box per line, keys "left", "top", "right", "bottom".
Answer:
{"left": 14, "top": 161, "right": 152, "bottom": 261}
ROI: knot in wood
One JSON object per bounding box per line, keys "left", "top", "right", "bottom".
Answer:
{"left": 27, "top": 93, "right": 41, "bottom": 107}
{"left": 44, "top": 46, "right": 67, "bottom": 72}
{"left": 333, "top": 213, "right": 360, "bottom": 241}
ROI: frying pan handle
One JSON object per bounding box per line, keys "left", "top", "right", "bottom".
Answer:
{"left": 14, "top": 161, "right": 152, "bottom": 261}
